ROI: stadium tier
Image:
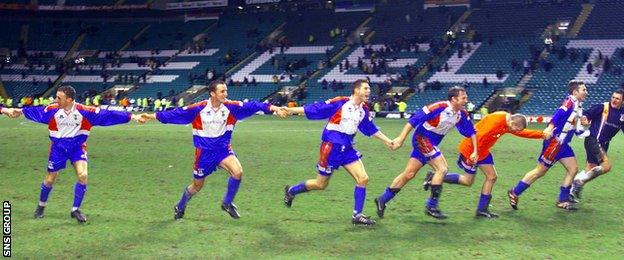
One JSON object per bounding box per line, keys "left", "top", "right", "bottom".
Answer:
{"left": 578, "top": 0, "right": 624, "bottom": 39}
{"left": 373, "top": 4, "right": 467, "bottom": 40}
{"left": 126, "top": 20, "right": 216, "bottom": 51}
{"left": 0, "top": 1, "right": 622, "bottom": 116}
{"left": 0, "top": 21, "right": 23, "bottom": 50}
{"left": 467, "top": 2, "right": 581, "bottom": 38}
{"left": 80, "top": 22, "right": 149, "bottom": 51}
{"left": 284, "top": 9, "right": 366, "bottom": 45}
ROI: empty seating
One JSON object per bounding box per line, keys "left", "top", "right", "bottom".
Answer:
{"left": 467, "top": 3, "right": 581, "bottom": 38}
{"left": 579, "top": 0, "right": 624, "bottom": 39}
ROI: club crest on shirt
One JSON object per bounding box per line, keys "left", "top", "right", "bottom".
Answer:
{"left": 620, "top": 113, "right": 624, "bottom": 122}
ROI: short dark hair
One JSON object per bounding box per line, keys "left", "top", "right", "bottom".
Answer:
{"left": 614, "top": 88, "right": 624, "bottom": 97}
{"left": 351, "top": 79, "right": 369, "bottom": 94}
{"left": 447, "top": 86, "right": 466, "bottom": 101}
{"left": 510, "top": 113, "right": 528, "bottom": 129}
{"left": 567, "top": 80, "right": 585, "bottom": 94}
{"left": 208, "top": 80, "right": 226, "bottom": 94}
{"left": 57, "top": 85, "right": 76, "bottom": 100}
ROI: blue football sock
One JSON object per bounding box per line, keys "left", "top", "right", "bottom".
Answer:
{"left": 559, "top": 186, "right": 571, "bottom": 202}
{"left": 426, "top": 198, "right": 439, "bottom": 208}
{"left": 513, "top": 181, "right": 530, "bottom": 196}
{"left": 353, "top": 186, "right": 366, "bottom": 215}
{"left": 72, "top": 182, "right": 87, "bottom": 210}
{"left": 223, "top": 176, "right": 241, "bottom": 204}
{"left": 443, "top": 173, "right": 461, "bottom": 184}
{"left": 177, "top": 187, "right": 194, "bottom": 210}
{"left": 379, "top": 187, "right": 399, "bottom": 204}
{"left": 427, "top": 185, "right": 442, "bottom": 208}
{"left": 288, "top": 182, "right": 308, "bottom": 195}
{"left": 39, "top": 182, "right": 53, "bottom": 206}
{"left": 477, "top": 193, "right": 491, "bottom": 211}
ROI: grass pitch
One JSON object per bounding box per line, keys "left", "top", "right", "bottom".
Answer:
{"left": 1, "top": 116, "right": 623, "bottom": 258}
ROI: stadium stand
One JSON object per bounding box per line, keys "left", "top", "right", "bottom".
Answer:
{"left": 0, "top": 0, "right": 622, "bottom": 116}
{"left": 467, "top": 2, "right": 581, "bottom": 38}
{"left": 373, "top": 4, "right": 466, "bottom": 41}
{"left": 577, "top": 0, "right": 624, "bottom": 39}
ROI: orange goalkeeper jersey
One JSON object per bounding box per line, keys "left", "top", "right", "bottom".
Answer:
{"left": 458, "top": 111, "right": 544, "bottom": 161}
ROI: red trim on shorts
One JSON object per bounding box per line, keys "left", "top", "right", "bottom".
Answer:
{"left": 542, "top": 139, "right": 561, "bottom": 162}
{"left": 416, "top": 135, "right": 434, "bottom": 154}
{"left": 193, "top": 148, "right": 202, "bottom": 170}
{"left": 318, "top": 142, "right": 333, "bottom": 168}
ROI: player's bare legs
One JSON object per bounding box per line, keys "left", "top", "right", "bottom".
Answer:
{"left": 508, "top": 163, "right": 549, "bottom": 210}
{"left": 479, "top": 165, "right": 498, "bottom": 195}
{"left": 389, "top": 158, "right": 425, "bottom": 189}
{"left": 455, "top": 174, "right": 476, "bottom": 186}
{"left": 476, "top": 164, "right": 499, "bottom": 218}
{"left": 173, "top": 173, "right": 206, "bottom": 220}
{"left": 555, "top": 157, "right": 578, "bottom": 210}
{"left": 424, "top": 155, "right": 449, "bottom": 219}
{"left": 344, "top": 160, "right": 375, "bottom": 225}
{"left": 70, "top": 160, "right": 88, "bottom": 223}
{"left": 303, "top": 174, "right": 331, "bottom": 191}
{"left": 219, "top": 155, "right": 245, "bottom": 219}
{"left": 283, "top": 172, "right": 330, "bottom": 208}
{"left": 559, "top": 157, "right": 578, "bottom": 187}
{"left": 572, "top": 154, "right": 612, "bottom": 200}
{"left": 374, "top": 158, "right": 424, "bottom": 218}
{"left": 34, "top": 171, "right": 59, "bottom": 219}
{"left": 520, "top": 163, "right": 549, "bottom": 184}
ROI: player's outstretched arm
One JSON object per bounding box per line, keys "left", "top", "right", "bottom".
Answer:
{"left": 140, "top": 113, "right": 157, "bottom": 122}
{"left": 21, "top": 106, "right": 53, "bottom": 124}
{"left": 269, "top": 105, "right": 289, "bottom": 118}
{"left": 1, "top": 108, "right": 22, "bottom": 118}
{"left": 511, "top": 128, "right": 548, "bottom": 140}
{"left": 542, "top": 124, "right": 555, "bottom": 139}
{"left": 297, "top": 100, "right": 345, "bottom": 120}
{"left": 372, "top": 131, "right": 395, "bottom": 150}
{"left": 284, "top": 106, "right": 305, "bottom": 115}
{"left": 130, "top": 114, "right": 147, "bottom": 124}
{"left": 469, "top": 134, "right": 478, "bottom": 163}
{"left": 152, "top": 105, "right": 202, "bottom": 125}
{"left": 85, "top": 108, "right": 134, "bottom": 126}
{"left": 392, "top": 123, "right": 414, "bottom": 149}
